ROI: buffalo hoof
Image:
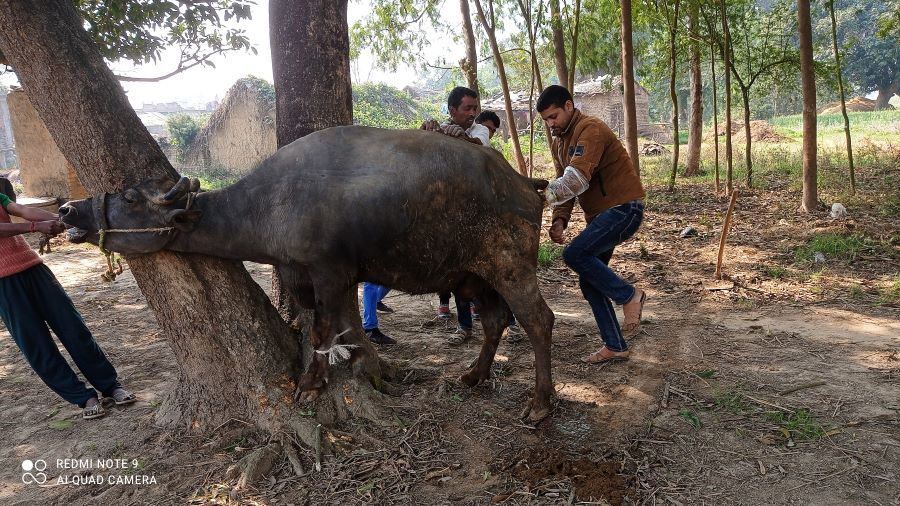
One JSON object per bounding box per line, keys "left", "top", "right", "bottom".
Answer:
{"left": 519, "top": 398, "right": 551, "bottom": 423}
{"left": 297, "top": 389, "right": 321, "bottom": 403}
{"left": 458, "top": 370, "right": 488, "bottom": 387}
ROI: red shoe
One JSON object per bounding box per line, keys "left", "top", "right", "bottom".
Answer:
{"left": 437, "top": 304, "right": 451, "bottom": 319}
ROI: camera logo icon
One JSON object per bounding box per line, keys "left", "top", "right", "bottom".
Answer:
{"left": 21, "top": 459, "right": 48, "bottom": 484}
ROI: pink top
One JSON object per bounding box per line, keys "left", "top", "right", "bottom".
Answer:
{"left": 0, "top": 201, "right": 42, "bottom": 278}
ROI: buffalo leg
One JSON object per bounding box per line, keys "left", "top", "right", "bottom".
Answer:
{"left": 459, "top": 289, "right": 511, "bottom": 387}
{"left": 297, "top": 274, "right": 355, "bottom": 401}
{"left": 493, "top": 274, "right": 555, "bottom": 422}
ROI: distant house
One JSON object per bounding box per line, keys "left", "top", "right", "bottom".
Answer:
{"left": 181, "top": 77, "right": 276, "bottom": 176}
{"left": 481, "top": 75, "right": 669, "bottom": 142}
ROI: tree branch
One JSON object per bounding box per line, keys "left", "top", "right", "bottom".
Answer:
{"left": 115, "top": 47, "right": 229, "bottom": 82}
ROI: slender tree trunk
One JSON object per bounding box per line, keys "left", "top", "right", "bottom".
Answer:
{"left": 827, "top": 0, "right": 853, "bottom": 193}
{"left": 798, "top": 0, "right": 817, "bottom": 212}
{"left": 0, "top": 0, "right": 301, "bottom": 432}
{"left": 740, "top": 86, "right": 752, "bottom": 187}
{"left": 620, "top": 0, "right": 640, "bottom": 176}
{"left": 550, "top": 0, "right": 569, "bottom": 86}
{"left": 567, "top": 0, "right": 582, "bottom": 92}
{"left": 721, "top": 0, "right": 733, "bottom": 195}
{"left": 685, "top": 2, "right": 703, "bottom": 177}
{"left": 666, "top": 0, "right": 681, "bottom": 191}
{"left": 474, "top": 0, "right": 527, "bottom": 174}
{"left": 269, "top": 0, "right": 354, "bottom": 321}
{"left": 460, "top": 0, "right": 479, "bottom": 94}
{"left": 518, "top": 0, "right": 544, "bottom": 174}
{"left": 710, "top": 38, "right": 720, "bottom": 194}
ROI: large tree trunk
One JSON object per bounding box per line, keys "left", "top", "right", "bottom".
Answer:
{"left": 875, "top": 80, "right": 899, "bottom": 110}
{"left": 828, "top": 0, "right": 854, "bottom": 193}
{"left": 721, "top": 0, "right": 734, "bottom": 195}
{"left": 685, "top": 2, "right": 703, "bottom": 177}
{"left": 0, "top": 0, "right": 301, "bottom": 433}
{"left": 798, "top": 0, "right": 817, "bottom": 212}
{"left": 460, "top": 0, "right": 479, "bottom": 94}
{"left": 666, "top": 0, "right": 681, "bottom": 192}
{"left": 549, "top": 0, "right": 569, "bottom": 86}
{"left": 269, "top": 0, "right": 354, "bottom": 320}
{"left": 474, "top": 0, "right": 527, "bottom": 174}
{"left": 620, "top": 0, "right": 640, "bottom": 176}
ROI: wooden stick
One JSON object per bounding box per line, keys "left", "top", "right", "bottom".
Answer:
{"left": 715, "top": 190, "right": 739, "bottom": 280}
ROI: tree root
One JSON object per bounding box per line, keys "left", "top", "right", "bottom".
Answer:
{"left": 225, "top": 442, "right": 281, "bottom": 489}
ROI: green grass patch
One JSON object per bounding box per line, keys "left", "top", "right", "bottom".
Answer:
{"left": 758, "top": 263, "right": 788, "bottom": 279}
{"left": 765, "top": 409, "right": 825, "bottom": 441}
{"left": 537, "top": 242, "right": 563, "bottom": 267}
{"left": 880, "top": 273, "right": 900, "bottom": 305}
{"left": 678, "top": 409, "right": 702, "bottom": 428}
{"left": 714, "top": 391, "right": 748, "bottom": 414}
{"left": 49, "top": 419, "right": 73, "bottom": 430}
{"left": 794, "top": 233, "right": 873, "bottom": 263}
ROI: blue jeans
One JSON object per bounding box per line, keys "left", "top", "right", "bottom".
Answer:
{"left": 361, "top": 283, "right": 390, "bottom": 331}
{"left": 0, "top": 264, "right": 120, "bottom": 407}
{"left": 562, "top": 201, "right": 644, "bottom": 352}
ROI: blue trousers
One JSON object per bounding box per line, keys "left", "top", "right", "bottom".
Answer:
{"left": 0, "top": 264, "right": 120, "bottom": 407}
{"left": 438, "top": 291, "right": 473, "bottom": 330}
{"left": 361, "top": 283, "right": 390, "bottom": 331}
{"left": 562, "top": 201, "right": 644, "bottom": 352}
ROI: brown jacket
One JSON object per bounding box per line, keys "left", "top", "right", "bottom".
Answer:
{"left": 551, "top": 109, "right": 645, "bottom": 225}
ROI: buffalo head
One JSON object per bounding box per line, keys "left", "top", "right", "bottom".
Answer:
{"left": 59, "top": 176, "right": 202, "bottom": 254}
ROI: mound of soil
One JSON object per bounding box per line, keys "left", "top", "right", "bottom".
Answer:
{"left": 819, "top": 96, "right": 879, "bottom": 114}
{"left": 511, "top": 449, "right": 631, "bottom": 504}
{"left": 704, "top": 119, "right": 788, "bottom": 143}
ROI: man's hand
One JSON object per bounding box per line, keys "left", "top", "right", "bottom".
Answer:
{"left": 34, "top": 220, "right": 66, "bottom": 236}
{"left": 421, "top": 119, "right": 441, "bottom": 131}
{"left": 442, "top": 124, "right": 465, "bottom": 138}
{"left": 549, "top": 218, "right": 566, "bottom": 245}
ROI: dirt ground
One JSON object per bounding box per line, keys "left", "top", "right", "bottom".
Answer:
{"left": 0, "top": 174, "right": 897, "bottom": 505}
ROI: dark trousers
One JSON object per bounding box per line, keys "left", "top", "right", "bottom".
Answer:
{"left": 562, "top": 201, "right": 644, "bottom": 352}
{"left": 0, "top": 264, "right": 120, "bottom": 407}
{"left": 438, "top": 291, "right": 473, "bottom": 330}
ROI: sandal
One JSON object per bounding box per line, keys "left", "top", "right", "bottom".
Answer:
{"left": 447, "top": 326, "right": 473, "bottom": 346}
{"left": 581, "top": 346, "right": 630, "bottom": 365}
{"left": 109, "top": 388, "right": 137, "bottom": 406}
{"left": 82, "top": 399, "right": 106, "bottom": 420}
{"left": 622, "top": 288, "right": 647, "bottom": 338}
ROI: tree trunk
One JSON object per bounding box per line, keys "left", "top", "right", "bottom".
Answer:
{"left": 567, "top": 0, "right": 582, "bottom": 92}
{"left": 740, "top": 86, "right": 752, "bottom": 188}
{"left": 721, "top": 0, "right": 734, "bottom": 195}
{"left": 874, "top": 80, "right": 898, "bottom": 110}
{"left": 474, "top": 0, "right": 527, "bottom": 174}
{"left": 710, "top": 38, "right": 720, "bottom": 194}
{"left": 685, "top": 2, "right": 703, "bottom": 177}
{"left": 549, "top": 0, "right": 569, "bottom": 86}
{"left": 798, "top": 0, "right": 817, "bottom": 212}
{"left": 0, "top": 0, "right": 302, "bottom": 432}
{"left": 269, "top": 0, "right": 354, "bottom": 320}
{"left": 620, "top": 0, "right": 640, "bottom": 176}
{"left": 518, "top": 0, "right": 544, "bottom": 174}
{"left": 460, "top": 0, "right": 479, "bottom": 94}
{"left": 666, "top": 0, "right": 681, "bottom": 192}
{"left": 828, "top": 0, "right": 854, "bottom": 193}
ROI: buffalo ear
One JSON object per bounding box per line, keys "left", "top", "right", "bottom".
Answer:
{"left": 165, "top": 209, "right": 203, "bottom": 232}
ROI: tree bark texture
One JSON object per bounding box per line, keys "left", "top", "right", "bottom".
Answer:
{"left": 798, "top": 0, "right": 818, "bottom": 212}
{"left": 666, "top": 0, "right": 681, "bottom": 191}
{"left": 269, "top": 0, "right": 353, "bottom": 319}
{"left": 710, "top": 38, "right": 720, "bottom": 194}
{"left": 567, "top": 0, "right": 582, "bottom": 92}
{"left": 474, "top": 0, "right": 528, "bottom": 174}
{"left": 685, "top": 2, "right": 703, "bottom": 177}
{"left": 720, "top": 0, "right": 734, "bottom": 195}
{"left": 550, "top": 0, "right": 569, "bottom": 87}
{"left": 620, "top": 0, "right": 640, "bottom": 176}
{"left": 460, "top": 0, "right": 479, "bottom": 94}
{"left": 0, "top": 0, "right": 301, "bottom": 431}
{"left": 828, "top": 0, "right": 854, "bottom": 192}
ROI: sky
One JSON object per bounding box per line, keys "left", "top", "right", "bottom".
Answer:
{"left": 0, "top": 1, "right": 461, "bottom": 109}
{"left": 113, "top": 1, "right": 461, "bottom": 109}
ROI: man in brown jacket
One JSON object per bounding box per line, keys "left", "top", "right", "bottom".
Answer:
{"left": 538, "top": 85, "right": 648, "bottom": 365}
